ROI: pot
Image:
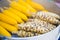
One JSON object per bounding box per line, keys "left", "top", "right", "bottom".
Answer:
{"left": 0, "top": 0, "right": 60, "bottom": 40}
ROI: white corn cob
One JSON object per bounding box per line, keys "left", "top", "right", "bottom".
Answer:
{"left": 32, "top": 12, "right": 60, "bottom": 24}
{"left": 18, "top": 19, "right": 56, "bottom": 33}
{"left": 15, "top": 30, "right": 39, "bottom": 37}
{"left": 28, "top": 19, "right": 56, "bottom": 30}
{"left": 41, "top": 11, "right": 60, "bottom": 19}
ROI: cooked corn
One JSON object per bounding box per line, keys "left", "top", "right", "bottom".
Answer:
{"left": 16, "top": 30, "right": 39, "bottom": 37}
{"left": 40, "top": 11, "right": 60, "bottom": 19}
{"left": 32, "top": 12, "right": 60, "bottom": 24}
{"left": 18, "top": 19, "right": 56, "bottom": 34}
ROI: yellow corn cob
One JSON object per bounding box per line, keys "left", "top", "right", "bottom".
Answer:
{"left": 26, "top": 0, "right": 47, "bottom": 11}
{"left": 0, "top": 26, "right": 11, "bottom": 37}
{"left": 9, "top": 1, "right": 31, "bottom": 16}
{"left": 5, "top": 7, "right": 28, "bottom": 21}
{"left": 0, "top": 21, "right": 18, "bottom": 33}
{"left": 18, "top": 0, "right": 37, "bottom": 13}
{"left": 2, "top": 10, "right": 24, "bottom": 23}
{"left": 0, "top": 13, "right": 17, "bottom": 25}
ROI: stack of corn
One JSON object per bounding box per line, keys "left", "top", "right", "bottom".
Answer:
{"left": 0, "top": 0, "right": 60, "bottom": 37}
{"left": 17, "top": 11, "right": 60, "bottom": 37}
{"left": 17, "top": 19, "right": 56, "bottom": 37}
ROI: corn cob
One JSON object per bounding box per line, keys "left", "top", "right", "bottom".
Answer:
{"left": 40, "top": 11, "right": 60, "bottom": 19}
{"left": 15, "top": 30, "right": 39, "bottom": 37}
{"left": 18, "top": 0, "right": 37, "bottom": 13}
{"left": 4, "top": 7, "right": 28, "bottom": 21}
{"left": 0, "top": 21, "right": 18, "bottom": 33}
{"left": 18, "top": 19, "right": 56, "bottom": 34}
{"left": 8, "top": 0, "right": 32, "bottom": 16}
{"left": 26, "top": 0, "right": 47, "bottom": 11}
{"left": 28, "top": 19, "right": 56, "bottom": 30}
{"left": 0, "top": 26, "right": 11, "bottom": 37}
{"left": 0, "top": 13, "right": 18, "bottom": 26}
{"left": 2, "top": 10, "right": 24, "bottom": 23}
{"left": 32, "top": 12, "right": 60, "bottom": 24}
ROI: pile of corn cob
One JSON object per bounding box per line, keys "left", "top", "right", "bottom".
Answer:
{"left": 0, "top": 0, "right": 60, "bottom": 37}
{"left": 17, "top": 11, "right": 60, "bottom": 37}
{"left": 0, "top": 0, "right": 47, "bottom": 37}
{"left": 17, "top": 19, "right": 56, "bottom": 37}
